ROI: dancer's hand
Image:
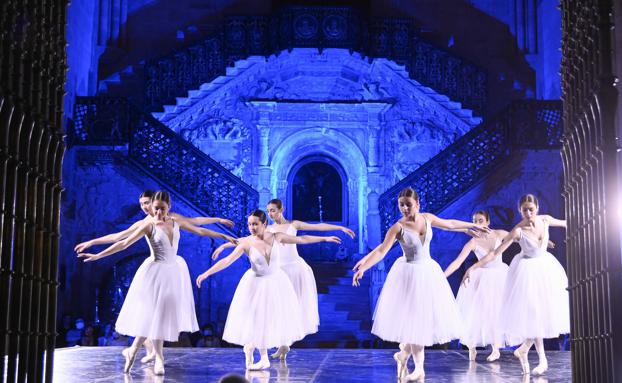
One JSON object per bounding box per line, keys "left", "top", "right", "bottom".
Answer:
{"left": 223, "top": 235, "right": 238, "bottom": 245}
{"left": 462, "top": 267, "right": 474, "bottom": 286}
{"left": 352, "top": 269, "right": 365, "bottom": 287}
{"left": 77, "top": 253, "right": 101, "bottom": 262}
{"left": 341, "top": 227, "right": 356, "bottom": 239}
{"left": 323, "top": 236, "right": 342, "bottom": 244}
{"left": 547, "top": 240, "right": 555, "bottom": 249}
{"left": 352, "top": 256, "right": 368, "bottom": 272}
{"left": 74, "top": 240, "right": 93, "bottom": 253}
{"left": 196, "top": 272, "right": 208, "bottom": 288}
{"left": 219, "top": 218, "right": 235, "bottom": 228}
{"left": 211, "top": 246, "right": 224, "bottom": 260}
{"left": 467, "top": 225, "right": 491, "bottom": 238}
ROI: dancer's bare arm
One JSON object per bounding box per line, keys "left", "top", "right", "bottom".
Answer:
{"left": 177, "top": 220, "right": 238, "bottom": 244}
{"left": 424, "top": 213, "right": 488, "bottom": 234}
{"left": 196, "top": 242, "right": 247, "bottom": 287}
{"left": 352, "top": 224, "right": 400, "bottom": 286}
{"left": 171, "top": 212, "right": 234, "bottom": 228}
{"left": 274, "top": 232, "right": 342, "bottom": 245}
{"left": 444, "top": 239, "right": 476, "bottom": 277}
{"left": 77, "top": 221, "right": 153, "bottom": 262}
{"left": 293, "top": 221, "right": 355, "bottom": 238}
{"left": 542, "top": 215, "right": 566, "bottom": 229}
{"left": 74, "top": 219, "right": 146, "bottom": 253}
{"left": 462, "top": 228, "right": 519, "bottom": 285}
{"left": 211, "top": 242, "right": 237, "bottom": 260}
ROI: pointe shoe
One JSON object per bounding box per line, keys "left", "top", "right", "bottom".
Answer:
{"left": 248, "top": 358, "right": 270, "bottom": 371}
{"left": 243, "top": 345, "right": 255, "bottom": 368}
{"left": 271, "top": 345, "right": 290, "bottom": 360}
{"left": 122, "top": 347, "right": 138, "bottom": 374}
{"left": 141, "top": 352, "right": 156, "bottom": 364}
{"left": 393, "top": 351, "right": 409, "bottom": 379}
{"left": 486, "top": 349, "right": 500, "bottom": 362}
{"left": 153, "top": 358, "right": 165, "bottom": 375}
{"left": 532, "top": 360, "right": 548, "bottom": 375}
{"left": 514, "top": 349, "right": 530, "bottom": 375}
{"left": 469, "top": 347, "right": 477, "bottom": 361}
{"left": 404, "top": 368, "right": 425, "bottom": 381}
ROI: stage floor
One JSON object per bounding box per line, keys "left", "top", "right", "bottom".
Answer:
{"left": 53, "top": 347, "right": 571, "bottom": 382}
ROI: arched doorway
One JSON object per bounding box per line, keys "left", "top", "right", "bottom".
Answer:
{"left": 287, "top": 155, "right": 347, "bottom": 224}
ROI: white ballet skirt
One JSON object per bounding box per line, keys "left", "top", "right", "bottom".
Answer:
{"left": 372, "top": 218, "right": 463, "bottom": 346}
{"left": 456, "top": 238, "right": 508, "bottom": 347}
{"left": 222, "top": 240, "right": 306, "bottom": 349}
{"left": 116, "top": 221, "right": 199, "bottom": 341}
{"left": 267, "top": 224, "right": 319, "bottom": 336}
{"left": 500, "top": 221, "right": 570, "bottom": 345}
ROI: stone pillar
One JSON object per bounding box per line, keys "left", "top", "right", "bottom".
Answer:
{"left": 257, "top": 128, "right": 271, "bottom": 208}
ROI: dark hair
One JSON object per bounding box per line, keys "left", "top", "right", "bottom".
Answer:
{"left": 250, "top": 209, "right": 267, "bottom": 224}
{"left": 140, "top": 190, "right": 155, "bottom": 199}
{"left": 518, "top": 194, "right": 539, "bottom": 209}
{"left": 218, "top": 373, "right": 248, "bottom": 383}
{"left": 472, "top": 210, "right": 490, "bottom": 222}
{"left": 267, "top": 198, "right": 283, "bottom": 209}
{"left": 398, "top": 187, "right": 420, "bottom": 203}
{"left": 153, "top": 191, "right": 171, "bottom": 206}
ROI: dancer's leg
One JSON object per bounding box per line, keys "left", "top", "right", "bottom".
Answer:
{"left": 152, "top": 339, "right": 165, "bottom": 375}
{"left": 468, "top": 344, "right": 477, "bottom": 361}
{"left": 243, "top": 344, "right": 255, "bottom": 368}
{"left": 122, "top": 336, "right": 146, "bottom": 373}
{"left": 141, "top": 339, "right": 156, "bottom": 363}
{"left": 513, "top": 338, "right": 535, "bottom": 374}
{"left": 271, "top": 345, "right": 290, "bottom": 360}
{"left": 393, "top": 343, "right": 411, "bottom": 379}
{"left": 532, "top": 338, "right": 548, "bottom": 375}
{"left": 404, "top": 344, "right": 425, "bottom": 381}
{"left": 248, "top": 348, "right": 270, "bottom": 370}
{"left": 487, "top": 343, "right": 501, "bottom": 362}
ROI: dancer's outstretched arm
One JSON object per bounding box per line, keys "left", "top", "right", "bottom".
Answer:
{"left": 77, "top": 221, "right": 154, "bottom": 262}
{"left": 352, "top": 243, "right": 383, "bottom": 272}
{"left": 542, "top": 215, "right": 567, "bottom": 228}
{"left": 196, "top": 242, "right": 247, "bottom": 287}
{"left": 177, "top": 220, "right": 238, "bottom": 244}
{"left": 74, "top": 219, "right": 147, "bottom": 253}
{"left": 292, "top": 221, "right": 356, "bottom": 238}
{"left": 444, "top": 239, "right": 476, "bottom": 277}
{"left": 352, "top": 224, "right": 400, "bottom": 286}
{"left": 462, "top": 228, "right": 519, "bottom": 285}
{"left": 210, "top": 242, "right": 237, "bottom": 260}
{"left": 171, "top": 212, "right": 234, "bottom": 228}
{"left": 274, "top": 232, "right": 342, "bottom": 245}
{"left": 424, "top": 213, "right": 488, "bottom": 233}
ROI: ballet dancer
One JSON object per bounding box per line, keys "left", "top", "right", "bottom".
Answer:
{"left": 78, "top": 191, "right": 237, "bottom": 375}
{"left": 352, "top": 187, "right": 486, "bottom": 381}
{"left": 196, "top": 209, "right": 341, "bottom": 370}
{"left": 463, "top": 193, "right": 569, "bottom": 375}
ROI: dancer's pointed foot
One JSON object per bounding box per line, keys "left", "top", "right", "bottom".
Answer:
{"left": 404, "top": 368, "right": 425, "bottom": 381}
{"left": 243, "top": 345, "right": 255, "bottom": 368}
{"left": 141, "top": 352, "right": 156, "bottom": 364}
{"left": 122, "top": 347, "right": 138, "bottom": 374}
{"left": 468, "top": 347, "right": 477, "bottom": 361}
{"left": 514, "top": 349, "right": 530, "bottom": 375}
{"left": 393, "top": 351, "right": 409, "bottom": 379}
{"left": 153, "top": 358, "right": 165, "bottom": 375}
{"left": 271, "top": 345, "right": 290, "bottom": 360}
{"left": 486, "top": 349, "right": 500, "bottom": 362}
{"left": 248, "top": 358, "right": 270, "bottom": 371}
{"left": 532, "top": 360, "right": 548, "bottom": 375}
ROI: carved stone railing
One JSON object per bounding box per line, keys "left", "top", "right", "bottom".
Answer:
{"left": 378, "top": 100, "right": 563, "bottom": 237}
{"left": 134, "top": 6, "right": 486, "bottom": 114}
{"left": 72, "top": 97, "right": 259, "bottom": 236}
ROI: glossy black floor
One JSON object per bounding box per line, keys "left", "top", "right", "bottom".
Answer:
{"left": 52, "top": 347, "right": 571, "bottom": 382}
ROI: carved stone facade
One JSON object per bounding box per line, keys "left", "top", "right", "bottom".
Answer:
{"left": 155, "top": 48, "right": 482, "bottom": 252}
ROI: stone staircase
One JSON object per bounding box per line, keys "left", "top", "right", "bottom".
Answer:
{"left": 298, "top": 261, "right": 375, "bottom": 348}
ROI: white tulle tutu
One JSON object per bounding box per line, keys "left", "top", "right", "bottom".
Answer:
{"left": 116, "top": 253, "right": 199, "bottom": 342}
{"left": 500, "top": 251, "right": 570, "bottom": 345}
{"left": 456, "top": 263, "right": 508, "bottom": 347}
{"left": 280, "top": 259, "right": 319, "bottom": 335}
{"left": 223, "top": 266, "right": 306, "bottom": 349}
{"left": 372, "top": 257, "right": 463, "bottom": 345}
